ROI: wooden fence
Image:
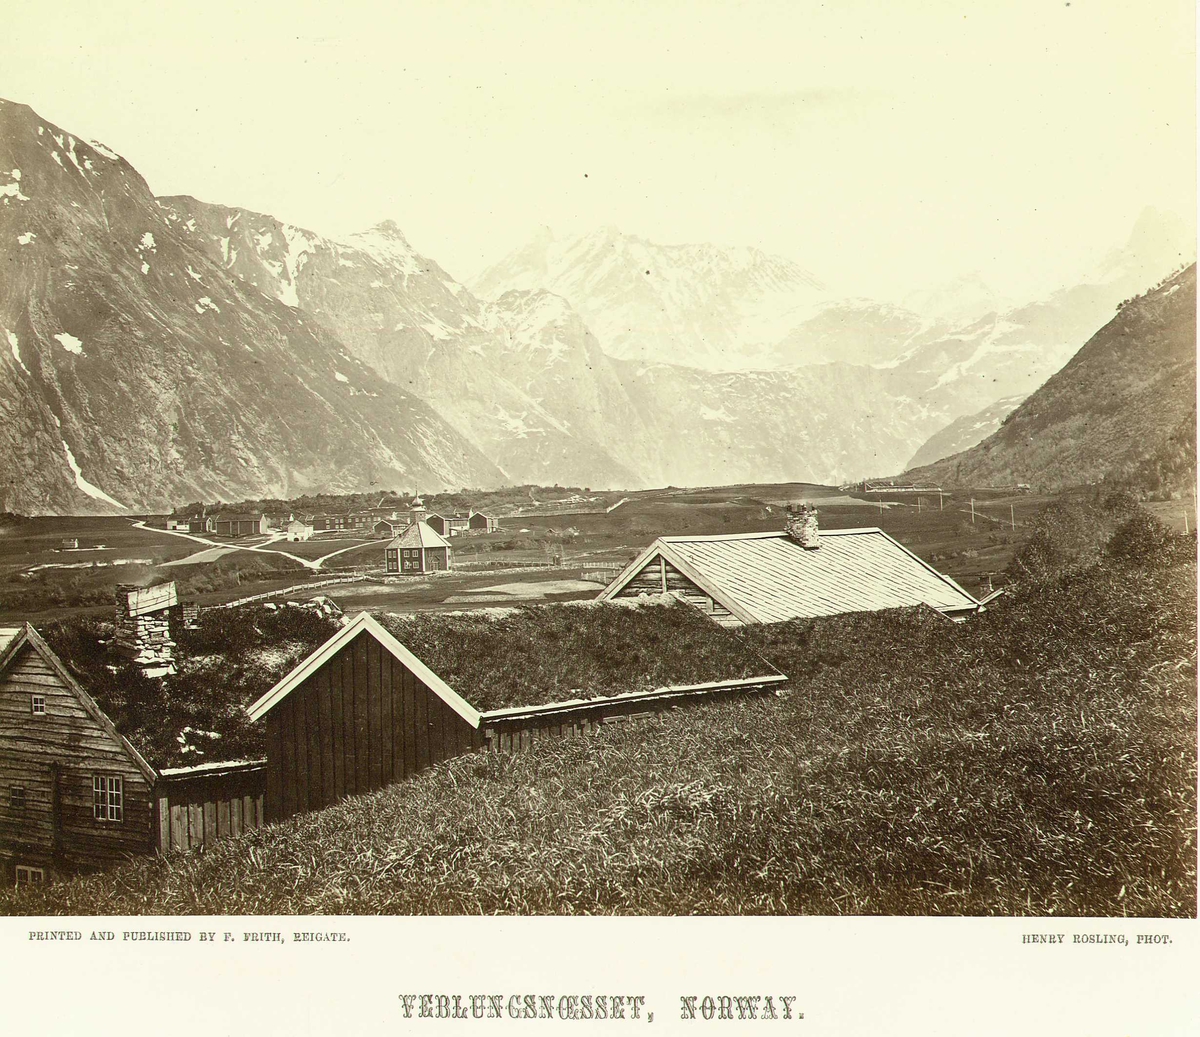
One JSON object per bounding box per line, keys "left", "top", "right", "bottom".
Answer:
{"left": 154, "top": 760, "right": 267, "bottom": 852}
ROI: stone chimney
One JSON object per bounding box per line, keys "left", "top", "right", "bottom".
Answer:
{"left": 785, "top": 504, "right": 821, "bottom": 549}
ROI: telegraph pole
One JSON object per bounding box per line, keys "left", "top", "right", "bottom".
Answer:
{"left": 970, "top": 498, "right": 976, "bottom": 525}
{"left": 1010, "top": 504, "right": 1015, "bottom": 531}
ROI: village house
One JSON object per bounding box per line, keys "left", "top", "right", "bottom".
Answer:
{"left": 312, "top": 513, "right": 349, "bottom": 533}
{"left": 213, "top": 512, "right": 269, "bottom": 538}
{"left": 188, "top": 511, "right": 215, "bottom": 535}
{"left": 373, "top": 519, "right": 402, "bottom": 539}
{"left": 287, "top": 519, "right": 315, "bottom": 542}
{"left": 384, "top": 523, "right": 452, "bottom": 574}
{"left": 599, "top": 506, "right": 981, "bottom": 624}
{"left": 468, "top": 510, "right": 499, "bottom": 533}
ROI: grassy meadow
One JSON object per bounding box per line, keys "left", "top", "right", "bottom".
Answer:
{"left": 3, "top": 505, "right": 1193, "bottom": 916}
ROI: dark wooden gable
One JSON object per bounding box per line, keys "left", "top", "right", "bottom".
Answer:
{"left": 254, "top": 617, "right": 484, "bottom": 822}
{"left": 0, "top": 626, "right": 157, "bottom": 877}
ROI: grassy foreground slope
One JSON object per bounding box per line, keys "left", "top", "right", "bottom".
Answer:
{"left": 3, "top": 537, "right": 1194, "bottom": 915}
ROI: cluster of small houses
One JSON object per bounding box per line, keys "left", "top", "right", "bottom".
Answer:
{"left": 0, "top": 505, "right": 991, "bottom": 886}
{"left": 168, "top": 495, "right": 499, "bottom": 544}
{"left": 166, "top": 496, "right": 501, "bottom": 575}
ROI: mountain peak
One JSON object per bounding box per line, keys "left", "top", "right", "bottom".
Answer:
{"left": 369, "top": 219, "right": 409, "bottom": 242}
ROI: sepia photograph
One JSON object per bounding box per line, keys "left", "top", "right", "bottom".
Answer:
{"left": 0, "top": 0, "right": 1196, "bottom": 1032}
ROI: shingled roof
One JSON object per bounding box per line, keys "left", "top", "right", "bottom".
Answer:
{"left": 386, "top": 522, "right": 451, "bottom": 550}
{"left": 599, "top": 528, "right": 981, "bottom": 622}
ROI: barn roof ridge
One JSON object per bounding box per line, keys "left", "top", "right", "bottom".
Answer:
{"left": 246, "top": 612, "right": 482, "bottom": 728}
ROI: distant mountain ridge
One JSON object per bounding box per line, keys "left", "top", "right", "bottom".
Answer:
{"left": 903, "top": 265, "right": 1197, "bottom": 492}
{"left": 2, "top": 96, "right": 1193, "bottom": 511}
{"left": 0, "top": 99, "right": 503, "bottom": 513}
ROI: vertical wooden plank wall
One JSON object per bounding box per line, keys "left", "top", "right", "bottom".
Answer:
{"left": 155, "top": 765, "right": 266, "bottom": 853}
{"left": 263, "top": 632, "right": 485, "bottom": 823}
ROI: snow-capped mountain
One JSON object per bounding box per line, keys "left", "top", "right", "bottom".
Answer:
{"left": 471, "top": 226, "right": 829, "bottom": 370}
{"left": 159, "top": 198, "right": 656, "bottom": 487}
{"left": 0, "top": 99, "right": 503, "bottom": 513}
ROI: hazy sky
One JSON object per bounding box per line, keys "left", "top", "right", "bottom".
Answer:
{"left": 4, "top": 0, "right": 1195, "bottom": 299}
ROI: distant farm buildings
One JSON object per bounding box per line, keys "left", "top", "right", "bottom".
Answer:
{"left": 384, "top": 523, "right": 452, "bottom": 574}
{"left": 468, "top": 510, "right": 499, "bottom": 533}
{"left": 213, "top": 513, "right": 269, "bottom": 538}
{"left": 599, "top": 506, "right": 981, "bottom": 624}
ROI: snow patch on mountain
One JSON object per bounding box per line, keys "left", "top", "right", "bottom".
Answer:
{"left": 62, "top": 440, "right": 126, "bottom": 509}
{"left": 54, "top": 332, "right": 84, "bottom": 355}
{"left": 6, "top": 330, "right": 30, "bottom": 375}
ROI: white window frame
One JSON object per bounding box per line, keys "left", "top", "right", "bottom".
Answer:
{"left": 31, "top": 694, "right": 46, "bottom": 715}
{"left": 10, "top": 786, "right": 26, "bottom": 810}
{"left": 92, "top": 774, "right": 123, "bottom": 822}
{"left": 15, "top": 865, "right": 44, "bottom": 886}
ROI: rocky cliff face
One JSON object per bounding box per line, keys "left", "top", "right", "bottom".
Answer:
{"left": 0, "top": 99, "right": 504, "bottom": 513}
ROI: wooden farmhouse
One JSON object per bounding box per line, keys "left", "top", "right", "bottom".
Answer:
{"left": 468, "top": 510, "right": 499, "bottom": 533}
{"left": 384, "top": 523, "right": 452, "bottom": 574}
{"left": 599, "top": 509, "right": 981, "bottom": 624}
{"left": 312, "top": 513, "right": 349, "bottom": 532}
{"left": 1, "top": 624, "right": 159, "bottom": 885}
{"left": 0, "top": 622, "right": 267, "bottom": 884}
{"left": 373, "top": 519, "right": 401, "bottom": 538}
{"left": 213, "top": 512, "right": 269, "bottom": 537}
{"left": 248, "top": 607, "right": 786, "bottom": 823}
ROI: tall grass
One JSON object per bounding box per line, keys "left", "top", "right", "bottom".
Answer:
{"left": 6, "top": 542, "right": 1193, "bottom": 916}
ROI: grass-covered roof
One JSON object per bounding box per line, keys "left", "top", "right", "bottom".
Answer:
{"left": 41, "top": 607, "right": 340, "bottom": 770}
{"left": 376, "top": 598, "right": 780, "bottom": 712}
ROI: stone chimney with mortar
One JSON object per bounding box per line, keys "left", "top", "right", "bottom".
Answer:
{"left": 785, "top": 504, "right": 821, "bottom": 549}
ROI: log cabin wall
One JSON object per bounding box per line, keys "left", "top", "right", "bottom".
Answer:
{"left": 264, "top": 631, "right": 484, "bottom": 822}
{"left": 0, "top": 644, "right": 154, "bottom": 882}
{"left": 612, "top": 556, "right": 736, "bottom": 624}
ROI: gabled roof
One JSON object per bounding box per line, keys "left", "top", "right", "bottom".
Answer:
{"left": 386, "top": 523, "right": 451, "bottom": 550}
{"left": 246, "top": 612, "right": 481, "bottom": 727}
{"left": 0, "top": 624, "right": 158, "bottom": 783}
{"left": 599, "top": 528, "right": 980, "bottom": 622}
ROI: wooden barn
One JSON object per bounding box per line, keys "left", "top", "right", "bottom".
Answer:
{"left": 373, "top": 519, "right": 401, "bottom": 538}
{"left": 599, "top": 510, "right": 981, "bottom": 624}
{"left": 213, "top": 512, "right": 269, "bottom": 537}
{"left": 384, "top": 523, "right": 452, "bottom": 574}
{"left": 468, "top": 510, "right": 499, "bottom": 533}
{"left": 426, "top": 513, "right": 470, "bottom": 537}
{"left": 247, "top": 614, "right": 484, "bottom": 822}
{"left": 0, "top": 625, "right": 158, "bottom": 885}
{"left": 248, "top": 605, "right": 786, "bottom": 823}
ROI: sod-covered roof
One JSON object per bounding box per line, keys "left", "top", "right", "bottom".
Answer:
{"left": 376, "top": 598, "right": 781, "bottom": 712}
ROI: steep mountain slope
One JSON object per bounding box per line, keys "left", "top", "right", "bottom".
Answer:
{"left": 904, "top": 265, "right": 1196, "bottom": 490}
{"left": 471, "top": 226, "right": 828, "bottom": 370}
{"left": 158, "top": 199, "right": 655, "bottom": 488}
{"left": 0, "top": 99, "right": 503, "bottom": 514}
{"left": 905, "top": 394, "right": 1026, "bottom": 470}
